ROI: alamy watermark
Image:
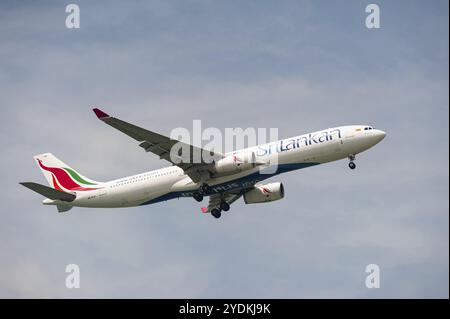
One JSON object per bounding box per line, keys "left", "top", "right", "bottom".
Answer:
{"left": 365, "top": 4, "right": 381, "bottom": 29}
{"left": 65, "top": 4, "right": 80, "bottom": 29}
{"left": 365, "top": 264, "right": 380, "bottom": 289}
{"left": 65, "top": 264, "right": 80, "bottom": 289}
{"left": 169, "top": 121, "right": 280, "bottom": 174}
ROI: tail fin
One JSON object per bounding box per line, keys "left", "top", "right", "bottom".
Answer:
{"left": 33, "top": 153, "right": 102, "bottom": 192}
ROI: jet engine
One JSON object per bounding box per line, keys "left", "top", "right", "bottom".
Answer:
{"left": 244, "top": 182, "right": 285, "bottom": 204}
{"left": 214, "top": 152, "right": 257, "bottom": 174}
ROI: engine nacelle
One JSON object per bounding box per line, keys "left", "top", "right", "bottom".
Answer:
{"left": 214, "top": 153, "right": 256, "bottom": 174}
{"left": 244, "top": 182, "right": 285, "bottom": 204}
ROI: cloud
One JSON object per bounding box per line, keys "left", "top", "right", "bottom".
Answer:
{"left": 0, "top": 0, "right": 448, "bottom": 298}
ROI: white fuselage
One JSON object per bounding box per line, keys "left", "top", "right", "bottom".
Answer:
{"left": 43, "top": 125, "right": 386, "bottom": 208}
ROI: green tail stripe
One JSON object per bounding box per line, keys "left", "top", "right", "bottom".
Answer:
{"left": 63, "top": 167, "right": 97, "bottom": 185}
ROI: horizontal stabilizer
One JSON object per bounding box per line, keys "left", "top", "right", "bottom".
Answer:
{"left": 20, "top": 182, "right": 76, "bottom": 202}
{"left": 57, "top": 204, "right": 73, "bottom": 213}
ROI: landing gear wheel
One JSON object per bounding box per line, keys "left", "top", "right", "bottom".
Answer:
{"left": 193, "top": 193, "right": 203, "bottom": 202}
{"left": 211, "top": 208, "right": 222, "bottom": 219}
{"left": 220, "top": 201, "right": 230, "bottom": 212}
{"left": 348, "top": 154, "right": 356, "bottom": 170}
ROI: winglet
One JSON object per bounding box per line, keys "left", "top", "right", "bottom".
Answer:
{"left": 92, "top": 108, "right": 110, "bottom": 119}
{"left": 201, "top": 207, "right": 208, "bottom": 213}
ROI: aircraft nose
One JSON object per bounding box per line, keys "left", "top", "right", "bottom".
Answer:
{"left": 374, "top": 129, "right": 386, "bottom": 143}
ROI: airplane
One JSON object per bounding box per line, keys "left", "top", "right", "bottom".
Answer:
{"left": 20, "top": 108, "right": 386, "bottom": 219}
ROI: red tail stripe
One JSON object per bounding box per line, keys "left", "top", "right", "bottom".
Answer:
{"left": 52, "top": 174, "right": 63, "bottom": 191}
{"left": 37, "top": 159, "right": 99, "bottom": 191}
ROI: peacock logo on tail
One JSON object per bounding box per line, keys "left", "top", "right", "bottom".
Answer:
{"left": 36, "top": 159, "right": 101, "bottom": 191}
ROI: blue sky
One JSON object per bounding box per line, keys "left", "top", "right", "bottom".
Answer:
{"left": 0, "top": 0, "right": 448, "bottom": 298}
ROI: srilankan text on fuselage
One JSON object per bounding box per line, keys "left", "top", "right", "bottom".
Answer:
{"left": 256, "top": 128, "right": 341, "bottom": 156}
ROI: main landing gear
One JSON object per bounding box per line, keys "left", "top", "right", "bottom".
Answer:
{"left": 211, "top": 208, "right": 221, "bottom": 219}
{"left": 348, "top": 154, "right": 356, "bottom": 170}
{"left": 220, "top": 201, "right": 230, "bottom": 212}
{"left": 193, "top": 193, "right": 203, "bottom": 202}
{"left": 210, "top": 201, "right": 231, "bottom": 219}
{"left": 193, "top": 183, "right": 232, "bottom": 219}
{"left": 193, "top": 183, "right": 213, "bottom": 202}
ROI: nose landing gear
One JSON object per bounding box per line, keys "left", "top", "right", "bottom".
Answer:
{"left": 348, "top": 154, "right": 356, "bottom": 170}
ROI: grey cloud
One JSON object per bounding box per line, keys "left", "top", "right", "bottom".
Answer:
{"left": 0, "top": 0, "right": 448, "bottom": 298}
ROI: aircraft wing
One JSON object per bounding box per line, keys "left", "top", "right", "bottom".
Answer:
{"left": 201, "top": 191, "right": 243, "bottom": 213}
{"left": 93, "top": 108, "right": 224, "bottom": 182}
